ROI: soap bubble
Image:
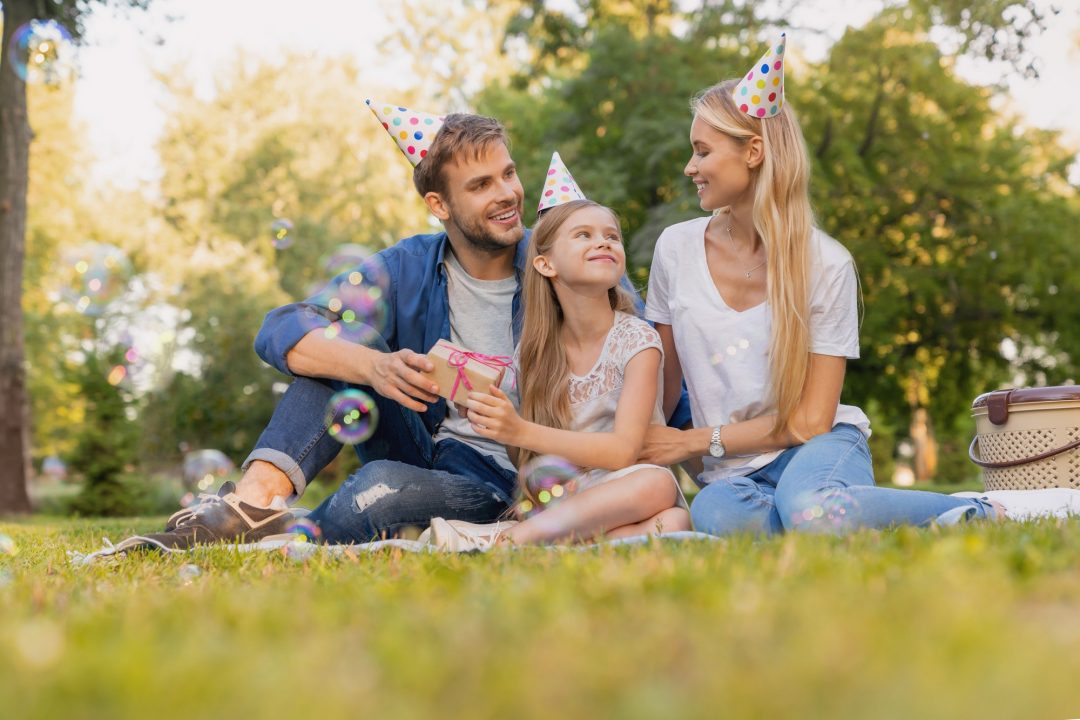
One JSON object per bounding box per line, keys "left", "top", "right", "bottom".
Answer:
{"left": 325, "top": 389, "right": 378, "bottom": 445}
{"left": 281, "top": 540, "right": 317, "bottom": 563}
{"left": 301, "top": 255, "right": 390, "bottom": 342}
{"left": 286, "top": 517, "right": 322, "bottom": 543}
{"left": 58, "top": 243, "right": 132, "bottom": 316}
{"left": 8, "top": 20, "right": 76, "bottom": 86}
{"left": 181, "top": 449, "right": 235, "bottom": 491}
{"left": 787, "top": 489, "right": 860, "bottom": 534}
{"left": 177, "top": 564, "right": 202, "bottom": 585}
{"left": 320, "top": 243, "right": 376, "bottom": 278}
{"left": 271, "top": 219, "right": 294, "bottom": 250}
{"left": 0, "top": 534, "right": 17, "bottom": 557}
{"left": 519, "top": 455, "right": 578, "bottom": 516}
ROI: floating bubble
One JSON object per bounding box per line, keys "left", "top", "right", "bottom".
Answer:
{"left": 8, "top": 20, "right": 76, "bottom": 86}
{"left": 520, "top": 455, "right": 578, "bottom": 516}
{"left": 300, "top": 255, "right": 391, "bottom": 342}
{"left": 41, "top": 455, "right": 67, "bottom": 480}
{"left": 787, "top": 489, "right": 860, "bottom": 534}
{"left": 325, "top": 389, "right": 378, "bottom": 444}
{"left": 271, "top": 218, "right": 294, "bottom": 249}
{"left": 58, "top": 243, "right": 132, "bottom": 316}
{"left": 0, "top": 534, "right": 17, "bottom": 556}
{"left": 177, "top": 564, "right": 202, "bottom": 585}
{"left": 320, "top": 243, "right": 376, "bottom": 278}
{"left": 286, "top": 517, "right": 322, "bottom": 543}
{"left": 181, "top": 449, "right": 234, "bottom": 491}
{"left": 0, "top": 569, "right": 12, "bottom": 588}
{"left": 281, "top": 540, "right": 317, "bottom": 563}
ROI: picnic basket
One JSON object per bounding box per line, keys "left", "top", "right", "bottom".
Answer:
{"left": 969, "top": 386, "right": 1080, "bottom": 490}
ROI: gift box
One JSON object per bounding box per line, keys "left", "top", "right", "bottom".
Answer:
{"left": 423, "top": 339, "right": 511, "bottom": 405}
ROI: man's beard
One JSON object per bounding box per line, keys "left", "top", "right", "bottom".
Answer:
{"left": 446, "top": 199, "right": 524, "bottom": 254}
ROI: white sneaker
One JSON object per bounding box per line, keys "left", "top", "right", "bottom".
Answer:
{"left": 420, "top": 518, "right": 518, "bottom": 552}
{"left": 952, "top": 488, "right": 1080, "bottom": 521}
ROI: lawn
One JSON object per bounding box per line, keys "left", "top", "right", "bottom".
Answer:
{"left": 2, "top": 515, "right": 1079, "bottom": 720}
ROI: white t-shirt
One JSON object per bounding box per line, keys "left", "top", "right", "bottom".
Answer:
{"left": 432, "top": 250, "right": 518, "bottom": 472}
{"left": 644, "top": 216, "right": 871, "bottom": 482}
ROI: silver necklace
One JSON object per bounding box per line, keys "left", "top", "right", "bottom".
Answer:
{"left": 726, "top": 223, "right": 767, "bottom": 279}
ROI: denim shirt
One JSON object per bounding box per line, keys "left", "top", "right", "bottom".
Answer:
{"left": 254, "top": 229, "right": 691, "bottom": 436}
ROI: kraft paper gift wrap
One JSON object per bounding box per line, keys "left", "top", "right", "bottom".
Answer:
{"left": 422, "top": 339, "right": 510, "bottom": 405}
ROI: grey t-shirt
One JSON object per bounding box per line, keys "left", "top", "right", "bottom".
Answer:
{"left": 431, "top": 249, "right": 518, "bottom": 471}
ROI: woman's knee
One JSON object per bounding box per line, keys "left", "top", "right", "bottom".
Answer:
{"left": 690, "top": 479, "right": 779, "bottom": 537}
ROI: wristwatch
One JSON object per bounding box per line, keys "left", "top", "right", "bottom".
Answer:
{"left": 708, "top": 426, "right": 726, "bottom": 459}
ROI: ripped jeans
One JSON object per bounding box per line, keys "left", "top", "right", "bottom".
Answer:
{"left": 309, "top": 438, "right": 516, "bottom": 543}
{"left": 243, "top": 374, "right": 516, "bottom": 543}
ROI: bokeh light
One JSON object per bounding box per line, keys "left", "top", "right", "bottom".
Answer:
{"left": 325, "top": 389, "right": 378, "bottom": 445}
{"left": 8, "top": 20, "right": 76, "bottom": 86}
{"left": 58, "top": 243, "right": 133, "bottom": 316}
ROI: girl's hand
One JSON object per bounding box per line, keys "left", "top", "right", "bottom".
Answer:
{"left": 465, "top": 385, "right": 525, "bottom": 446}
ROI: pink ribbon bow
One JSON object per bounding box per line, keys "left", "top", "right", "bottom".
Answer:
{"left": 445, "top": 347, "right": 516, "bottom": 401}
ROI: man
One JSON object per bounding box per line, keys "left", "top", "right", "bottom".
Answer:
{"left": 146, "top": 101, "right": 688, "bottom": 547}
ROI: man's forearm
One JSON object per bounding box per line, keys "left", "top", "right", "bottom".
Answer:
{"left": 285, "top": 331, "right": 377, "bottom": 385}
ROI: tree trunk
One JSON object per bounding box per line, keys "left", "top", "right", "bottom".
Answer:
{"left": 0, "top": 0, "right": 36, "bottom": 514}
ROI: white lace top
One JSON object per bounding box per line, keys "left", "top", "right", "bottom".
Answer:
{"left": 566, "top": 311, "right": 665, "bottom": 433}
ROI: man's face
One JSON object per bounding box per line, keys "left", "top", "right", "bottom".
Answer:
{"left": 438, "top": 143, "right": 525, "bottom": 253}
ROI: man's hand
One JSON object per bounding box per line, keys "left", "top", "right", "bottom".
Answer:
{"left": 368, "top": 349, "right": 440, "bottom": 412}
{"left": 464, "top": 386, "right": 525, "bottom": 446}
{"left": 638, "top": 424, "right": 692, "bottom": 466}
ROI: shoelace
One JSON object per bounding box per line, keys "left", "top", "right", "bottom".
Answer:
{"left": 167, "top": 492, "right": 224, "bottom": 528}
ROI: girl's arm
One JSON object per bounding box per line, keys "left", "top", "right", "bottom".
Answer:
{"left": 465, "top": 347, "right": 662, "bottom": 471}
{"left": 656, "top": 324, "right": 683, "bottom": 421}
{"left": 639, "top": 353, "right": 846, "bottom": 466}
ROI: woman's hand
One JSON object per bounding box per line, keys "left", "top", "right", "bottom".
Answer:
{"left": 464, "top": 385, "right": 527, "bottom": 446}
{"left": 638, "top": 424, "right": 694, "bottom": 466}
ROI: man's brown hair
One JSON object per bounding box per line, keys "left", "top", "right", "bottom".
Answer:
{"left": 412, "top": 113, "right": 511, "bottom": 198}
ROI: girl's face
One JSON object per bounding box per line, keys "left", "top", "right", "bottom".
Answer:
{"left": 534, "top": 205, "right": 625, "bottom": 290}
{"left": 684, "top": 115, "right": 757, "bottom": 211}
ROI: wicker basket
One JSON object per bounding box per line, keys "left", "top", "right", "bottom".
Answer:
{"left": 969, "top": 386, "right": 1080, "bottom": 490}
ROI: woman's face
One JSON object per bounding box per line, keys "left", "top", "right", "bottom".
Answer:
{"left": 684, "top": 115, "right": 755, "bottom": 212}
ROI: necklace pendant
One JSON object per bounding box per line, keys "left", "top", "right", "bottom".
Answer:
{"left": 745, "top": 270, "right": 752, "bottom": 279}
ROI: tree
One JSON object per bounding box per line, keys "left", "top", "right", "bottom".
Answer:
{"left": 1, "top": 0, "right": 150, "bottom": 514}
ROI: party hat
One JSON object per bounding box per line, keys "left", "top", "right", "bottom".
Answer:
{"left": 732, "top": 33, "right": 786, "bottom": 119}
{"left": 365, "top": 99, "right": 445, "bottom": 166}
{"left": 537, "top": 151, "right": 587, "bottom": 214}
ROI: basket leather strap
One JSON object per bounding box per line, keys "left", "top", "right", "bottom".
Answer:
{"left": 968, "top": 435, "right": 1080, "bottom": 469}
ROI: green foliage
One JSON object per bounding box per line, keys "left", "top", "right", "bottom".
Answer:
{"left": 65, "top": 347, "right": 143, "bottom": 516}
{"left": 2, "top": 517, "right": 1080, "bottom": 718}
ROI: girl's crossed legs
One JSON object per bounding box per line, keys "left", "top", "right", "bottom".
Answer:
{"left": 690, "top": 423, "right": 998, "bottom": 536}
{"left": 505, "top": 465, "right": 691, "bottom": 545}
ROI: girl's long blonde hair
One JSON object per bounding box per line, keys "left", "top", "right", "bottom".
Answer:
{"left": 516, "top": 199, "right": 636, "bottom": 500}
{"left": 692, "top": 79, "right": 814, "bottom": 439}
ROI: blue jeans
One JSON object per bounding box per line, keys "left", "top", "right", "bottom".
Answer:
{"left": 243, "top": 337, "right": 516, "bottom": 542}
{"left": 690, "top": 423, "right": 996, "bottom": 536}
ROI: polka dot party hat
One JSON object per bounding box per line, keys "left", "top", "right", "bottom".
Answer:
{"left": 537, "top": 151, "right": 587, "bottom": 214}
{"left": 733, "top": 32, "right": 786, "bottom": 119}
{"left": 365, "top": 98, "right": 445, "bottom": 166}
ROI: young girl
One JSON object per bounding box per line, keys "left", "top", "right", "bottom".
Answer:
{"left": 427, "top": 187, "right": 690, "bottom": 548}
{"left": 640, "top": 35, "right": 1003, "bottom": 535}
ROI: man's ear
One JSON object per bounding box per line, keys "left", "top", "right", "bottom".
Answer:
{"left": 746, "top": 136, "right": 765, "bottom": 170}
{"left": 532, "top": 253, "right": 556, "bottom": 278}
{"left": 425, "top": 191, "right": 451, "bottom": 221}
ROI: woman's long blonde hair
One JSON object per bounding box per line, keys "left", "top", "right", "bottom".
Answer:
{"left": 692, "top": 79, "right": 814, "bottom": 439}
{"left": 516, "top": 199, "right": 636, "bottom": 500}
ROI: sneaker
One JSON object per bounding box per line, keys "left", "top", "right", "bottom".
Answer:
{"left": 136, "top": 484, "right": 295, "bottom": 550}
{"left": 420, "top": 517, "right": 518, "bottom": 552}
{"left": 952, "top": 488, "right": 1080, "bottom": 521}
{"left": 164, "top": 482, "right": 236, "bottom": 531}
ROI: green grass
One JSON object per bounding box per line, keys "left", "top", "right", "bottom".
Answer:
{"left": 2, "top": 516, "right": 1080, "bottom": 720}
